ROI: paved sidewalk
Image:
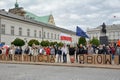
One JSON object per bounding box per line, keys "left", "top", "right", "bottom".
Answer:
{"left": 0, "top": 61, "right": 120, "bottom": 69}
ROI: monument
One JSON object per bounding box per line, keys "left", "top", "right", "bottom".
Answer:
{"left": 99, "top": 22, "right": 108, "bottom": 45}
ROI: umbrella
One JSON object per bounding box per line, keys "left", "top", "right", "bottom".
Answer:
{"left": 2, "top": 45, "right": 9, "bottom": 49}
{"left": 2, "top": 45, "right": 9, "bottom": 56}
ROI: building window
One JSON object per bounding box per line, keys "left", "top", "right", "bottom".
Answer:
{"left": 19, "top": 27, "right": 22, "bottom": 36}
{"left": 34, "top": 30, "right": 37, "bottom": 37}
{"left": 1, "top": 24, "right": 5, "bottom": 34}
{"left": 47, "top": 32, "right": 49, "bottom": 39}
{"left": 39, "top": 31, "right": 41, "bottom": 38}
{"left": 44, "top": 32, "right": 46, "bottom": 38}
{"left": 119, "top": 32, "right": 120, "bottom": 37}
{"left": 11, "top": 26, "right": 14, "bottom": 35}
{"left": 27, "top": 29, "right": 30, "bottom": 37}
{"left": 117, "top": 32, "right": 119, "bottom": 36}
{"left": 51, "top": 33, "right": 53, "bottom": 39}
{"left": 54, "top": 34, "right": 56, "bottom": 39}
{"left": 58, "top": 34, "right": 59, "bottom": 40}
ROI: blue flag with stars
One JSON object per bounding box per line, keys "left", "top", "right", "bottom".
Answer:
{"left": 76, "top": 26, "right": 89, "bottom": 38}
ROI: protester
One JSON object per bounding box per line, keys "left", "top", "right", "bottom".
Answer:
{"left": 75, "top": 45, "right": 79, "bottom": 63}
{"left": 15, "top": 46, "right": 20, "bottom": 54}
{"left": 24, "top": 46, "right": 30, "bottom": 54}
{"left": 106, "top": 46, "right": 111, "bottom": 54}
{"left": 50, "top": 46, "right": 55, "bottom": 55}
{"left": 9, "top": 47, "right": 15, "bottom": 60}
{"left": 57, "top": 47, "right": 62, "bottom": 63}
{"left": 98, "top": 45, "right": 104, "bottom": 54}
{"left": 44, "top": 46, "right": 50, "bottom": 55}
{"left": 79, "top": 44, "right": 84, "bottom": 54}
{"left": 69, "top": 45, "right": 75, "bottom": 63}
{"left": 102, "top": 44, "right": 108, "bottom": 54}
{"left": 38, "top": 46, "right": 44, "bottom": 55}
{"left": 61, "top": 45, "right": 68, "bottom": 63}
{"left": 109, "top": 43, "right": 115, "bottom": 60}
{"left": 87, "top": 44, "right": 94, "bottom": 54}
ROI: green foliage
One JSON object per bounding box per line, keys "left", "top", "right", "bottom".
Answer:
{"left": 40, "top": 40, "right": 50, "bottom": 47}
{"left": 78, "top": 37, "right": 86, "bottom": 46}
{"left": 50, "top": 42, "right": 54, "bottom": 46}
{"left": 50, "top": 41, "right": 58, "bottom": 46}
{"left": 90, "top": 37, "right": 100, "bottom": 46}
{"left": 28, "top": 39, "right": 39, "bottom": 46}
{"left": 11, "top": 38, "right": 25, "bottom": 46}
{"left": 57, "top": 42, "right": 64, "bottom": 47}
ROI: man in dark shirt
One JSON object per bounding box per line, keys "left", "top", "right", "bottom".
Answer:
{"left": 69, "top": 45, "right": 75, "bottom": 63}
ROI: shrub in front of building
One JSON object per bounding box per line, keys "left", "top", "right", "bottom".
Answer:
{"left": 40, "top": 40, "right": 50, "bottom": 47}
{"left": 28, "top": 39, "right": 40, "bottom": 47}
{"left": 50, "top": 41, "right": 58, "bottom": 46}
{"left": 90, "top": 37, "right": 100, "bottom": 46}
{"left": 11, "top": 38, "right": 25, "bottom": 46}
{"left": 57, "top": 42, "right": 64, "bottom": 47}
{"left": 78, "top": 37, "right": 86, "bottom": 46}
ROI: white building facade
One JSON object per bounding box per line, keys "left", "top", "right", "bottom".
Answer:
{"left": 87, "top": 24, "right": 120, "bottom": 42}
{"left": 0, "top": 10, "right": 79, "bottom": 45}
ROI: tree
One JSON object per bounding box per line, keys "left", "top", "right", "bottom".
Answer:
{"left": 40, "top": 40, "right": 50, "bottom": 47}
{"left": 11, "top": 38, "right": 25, "bottom": 46}
{"left": 90, "top": 37, "right": 100, "bottom": 46}
{"left": 57, "top": 42, "right": 64, "bottom": 47}
{"left": 28, "top": 39, "right": 39, "bottom": 46}
{"left": 50, "top": 41, "right": 58, "bottom": 46}
{"left": 78, "top": 37, "right": 86, "bottom": 46}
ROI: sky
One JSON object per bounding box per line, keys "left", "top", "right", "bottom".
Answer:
{"left": 0, "top": 0, "right": 120, "bottom": 31}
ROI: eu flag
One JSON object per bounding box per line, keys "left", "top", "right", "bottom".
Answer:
{"left": 76, "top": 26, "right": 89, "bottom": 38}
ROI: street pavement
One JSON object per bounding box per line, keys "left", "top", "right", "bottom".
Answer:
{"left": 0, "top": 63, "right": 120, "bottom": 80}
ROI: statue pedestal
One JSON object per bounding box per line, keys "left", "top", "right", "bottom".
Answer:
{"left": 99, "top": 36, "right": 108, "bottom": 45}
{"left": 99, "top": 31, "right": 108, "bottom": 45}
{"left": 99, "top": 22, "right": 108, "bottom": 45}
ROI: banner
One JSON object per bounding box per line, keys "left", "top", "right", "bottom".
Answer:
{"left": 0, "top": 54, "right": 119, "bottom": 65}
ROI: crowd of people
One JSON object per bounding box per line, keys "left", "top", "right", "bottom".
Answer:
{"left": 0, "top": 40, "right": 120, "bottom": 64}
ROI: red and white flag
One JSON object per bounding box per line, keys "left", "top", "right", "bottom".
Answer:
{"left": 60, "top": 33, "right": 72, "bottom": 41}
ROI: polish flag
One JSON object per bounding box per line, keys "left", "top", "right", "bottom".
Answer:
{"left": 60, "top": 33, "right": 72, "bottom": 41}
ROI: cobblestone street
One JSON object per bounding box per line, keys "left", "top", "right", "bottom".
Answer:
{"left": 0, "top": 63, "right": 120, "bottom": 80}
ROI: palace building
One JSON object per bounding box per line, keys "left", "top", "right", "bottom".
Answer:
{"left": 0, "top": 1, "right": 79, "bottom": 45}
{"left": 87, "top": 24, "right": 120, "bottom": 42}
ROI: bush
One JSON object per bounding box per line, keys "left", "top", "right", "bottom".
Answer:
{"left": 57, "top": 42, "right": 64, "bottom": 47}
{"left": 78, "top": 37, "right": 86, "bottom": 46}
{"left": 90, "top": 37, "right": 100, "bottom": 46}
{"left": 50, "top": 41, "right": 58, "bottom": 46}
{"left": 28, "top": 39, "right": 39, "bottom": 46}
{"left": 40, "top": 40, "right": 50, "bottom": 47}
{"left": 11, "top": 38, "right": 25, "bottom": 46}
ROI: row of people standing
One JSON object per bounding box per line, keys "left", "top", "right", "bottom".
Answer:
{"left": 0, "top": 42, "right": 120, "bottom": 64}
